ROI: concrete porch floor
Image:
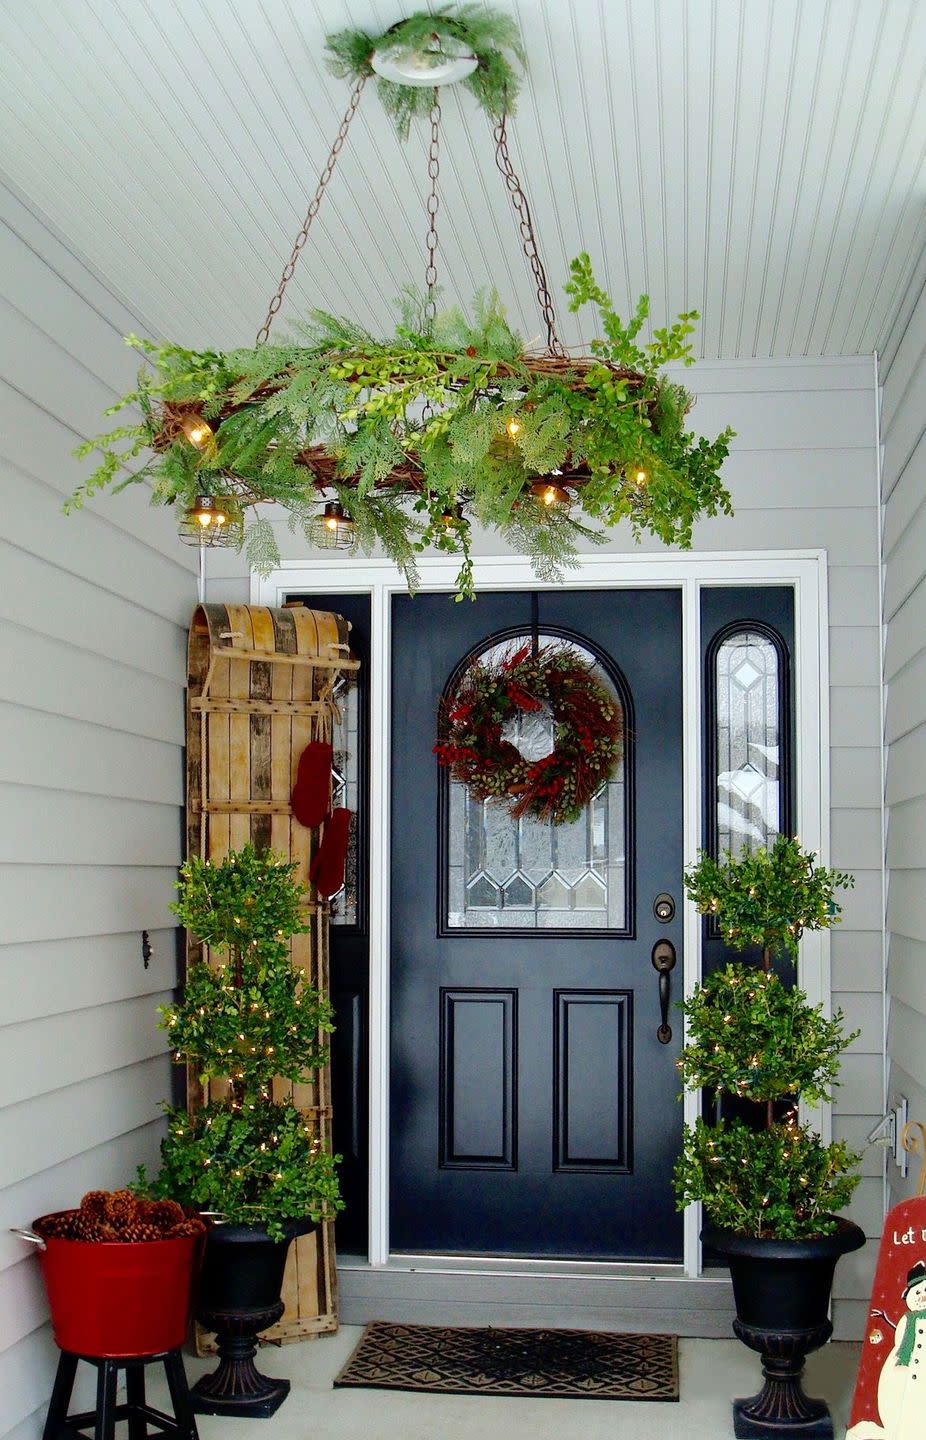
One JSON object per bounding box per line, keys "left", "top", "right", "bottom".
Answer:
{"left": 147, "top": 1328, "right": 862, "bottom": 1440}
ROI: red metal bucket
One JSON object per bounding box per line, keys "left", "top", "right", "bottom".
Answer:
{"left": 31, "top": 1212, "right": 202, "bottom": 1357}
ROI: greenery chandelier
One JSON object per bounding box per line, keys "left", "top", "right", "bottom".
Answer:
{"left": 71, "top": 5, "right": 734, "bottom": 599}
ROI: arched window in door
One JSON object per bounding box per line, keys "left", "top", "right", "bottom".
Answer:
{"left": 442, "top": 631, "right": 631, "bottom": 933}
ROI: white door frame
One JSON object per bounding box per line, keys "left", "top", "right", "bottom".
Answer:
{"left": 254, "top": 548, "right": 830, "bottom": 1282}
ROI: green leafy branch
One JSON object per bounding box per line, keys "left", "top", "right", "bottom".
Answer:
{"left": 170, "top": 846, "right": 308, "bottom": 958}
{"left": 673, "top": 1117, "right": 861, "bottom": 1240}
{"left": 141, "top": 1101, "right": 344, "bottom": 1242}
{"left": 69, "top": 262, "right": 735, "bottom": 598}
{"left": 677, "top": 966, "right": 859, "bottom": 1106}
{"left": 685, "top": 835, "right": 854, "bottom": 961}
{"left": 148, "top": 843, "right": 343, "bottom": 1235}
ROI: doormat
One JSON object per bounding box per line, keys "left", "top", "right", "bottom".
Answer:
{"left": 334, "top": 1321, "right": 679, "bottom": 1401}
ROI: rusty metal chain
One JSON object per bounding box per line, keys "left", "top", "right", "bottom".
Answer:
{"left": 493, "top": 110, "right": 563, "bottom": 354}
{"left": 424, "top": 90, "right": 441, "bottom": 333}
{"left": 255, "top": 74, "right": 367, "bottom": 346}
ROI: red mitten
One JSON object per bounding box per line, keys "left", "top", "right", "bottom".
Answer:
{"left": 291, "top": 740, "right": 333, "bottom": 829}
{"left": 309, "top": 808, "right": 352, "bottom": 898}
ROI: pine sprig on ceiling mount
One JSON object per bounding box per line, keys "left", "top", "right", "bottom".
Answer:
{"left": 325, "top": 6, "right": 525, "bottom": 139}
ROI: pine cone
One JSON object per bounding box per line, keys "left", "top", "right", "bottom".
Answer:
{"left": 94, "top": 1224, "right": 120, "bottom": 1243}
{"left": 78, "top": 1191, "right": 109, "bottom": 1222}
{"left": 72, "top": 1213, "right": 100, "bottom": 1241}
{"left": 121, "top": 1224, "right": 162, "bottom": 1242}
{"left": 37, "top": 1211, "right": 78, "bottom": 1240}
{"left": 168, "top": 1218, "right": 206, "bottom": 1238}
{"left": 103, "top": 1189, "right": 138, "bottom": 1230}
{"left": 144, "top": 1199, "right": 185, "bottom": 1230}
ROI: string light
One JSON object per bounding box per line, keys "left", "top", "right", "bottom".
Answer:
{"left": 505, "top": 415, "right": 521, "bottom": 438}
{"left": 310, "top": 500, "right": 357, "bottom": 551}
{"left": 179, "top": 494, "right": 236, "bottom": 545}
{"left": 180, "top": 414, "right": 215, "bottom": 450}
{"left": 528, "top": 478, "right": 570, "bottom": 508}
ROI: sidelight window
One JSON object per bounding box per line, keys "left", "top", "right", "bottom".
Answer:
{"left": 329, "top": 663, "right": 360, "bottom": 925}
{"left": 711, "top": 626, "right": 786, "bottom": 858}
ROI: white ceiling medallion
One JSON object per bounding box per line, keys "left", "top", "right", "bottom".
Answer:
{"left": 371, "top": 37, "right": 478, "bottom": 87}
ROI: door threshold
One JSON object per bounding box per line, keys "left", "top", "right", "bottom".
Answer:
{"left": 340, "top": 1253, "right": 711, "bottom": 1282}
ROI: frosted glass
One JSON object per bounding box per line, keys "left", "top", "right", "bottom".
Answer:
{"left": 445, "top": 632, "right": 626, "bottom": 931}
{"left": 715, "top": 631, "right": 780, "bottom": 857}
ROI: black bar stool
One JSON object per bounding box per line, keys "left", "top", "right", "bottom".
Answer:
{"left": 42, "top": 1349, "right": 198, "bottom": 1440}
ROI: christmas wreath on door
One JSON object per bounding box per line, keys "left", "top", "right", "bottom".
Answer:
{"left": 435, "top": 641, "right": 623, "bottom": 826}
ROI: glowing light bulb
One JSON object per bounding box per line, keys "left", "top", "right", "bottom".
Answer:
{"left": 506, "top": 416, "right": 521, "bottom": 438}
{"left": 528, "top": 479, "right": 571, "bottom": 509}
{"left": 180, "top": 414, "right": 215, "bottom": 450}
{"left": 312, "top": 500, "right": 356, "bottom": 551}
{"left": 635, "top": 468, "right": 648, "bottom": 485}
{"left": 197, "top": 510, "right": 212, "bottom": 528}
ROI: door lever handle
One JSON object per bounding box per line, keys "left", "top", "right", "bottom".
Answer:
{"left": 651, "top": 938, "right": 677, "bottom": 1044}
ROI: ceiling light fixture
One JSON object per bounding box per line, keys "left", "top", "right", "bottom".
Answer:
{"left": 371, "top": 30, "right": 477, "bottom": 87}
{"left": 72, "top": 7, "right": 734, "bottom": 601}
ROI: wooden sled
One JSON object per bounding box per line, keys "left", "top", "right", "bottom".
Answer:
{"left": 187, "top": 602, "right": 358, "bottom": 1345}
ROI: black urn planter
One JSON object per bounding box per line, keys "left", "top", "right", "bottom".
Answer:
{"left": 190, "top": 1216, "right": 314, "bottom": 1419}
{"left": 705, "top": 1218, "right": 865, "bottom": 1440}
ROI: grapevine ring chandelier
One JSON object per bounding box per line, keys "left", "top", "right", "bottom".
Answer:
{"left": 71, "top": 6, "right": 735, "bottom": 599}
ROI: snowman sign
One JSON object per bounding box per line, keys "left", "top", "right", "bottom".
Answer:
{"left": 848, "top": 1126, "right": 926, "bottom": 1440}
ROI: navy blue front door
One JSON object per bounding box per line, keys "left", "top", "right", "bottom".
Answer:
{"left": 390, "top": 588, "right": 685, "bottom": 1262}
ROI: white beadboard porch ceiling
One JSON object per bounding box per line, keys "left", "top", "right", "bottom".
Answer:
{"left": 1, "top": 0, "right": 925, "bottom": 362}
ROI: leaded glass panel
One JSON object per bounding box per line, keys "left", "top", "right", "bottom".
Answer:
{"left": 715, "top": 630, "right": 780, "bottom": 858}
{"left": 445, "top": 634, "right": 626, "bottom": 930}
{"left": 329, "top": 667, "right": 359, "bottom": 925}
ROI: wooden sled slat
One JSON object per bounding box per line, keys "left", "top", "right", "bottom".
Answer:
{"left": 190, "top": 698, "right": 335, "bottom": 716}
{"left": 211, "top": 646, "right": 358, "bottom": 670}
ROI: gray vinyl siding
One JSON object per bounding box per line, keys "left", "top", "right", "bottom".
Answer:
{"left": 881, "top": 273, "right": 926, "bottom": 1209}
{"left": 688, "top": 362, "right": 883, "bottom": 1341}
{"left": 214, "top": 354, "right": 883, "bottom": 1339}
{"left": 0, "top": 179, "right": 197, "bottom": 1440}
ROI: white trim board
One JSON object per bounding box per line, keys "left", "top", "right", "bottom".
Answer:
{"left": 254, "top": 550, "right": 830, "bottom": 1292}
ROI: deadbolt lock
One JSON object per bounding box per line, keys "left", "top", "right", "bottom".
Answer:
{"left": 653, "top": 892, "right": 676, "bottom": 923}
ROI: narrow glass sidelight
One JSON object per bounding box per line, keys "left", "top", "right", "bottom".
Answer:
{"left": 329, "top": 665, "right": 360, "bottom": 925}
{"left": 714, "top": 629, "right": 782, "bottom": 858}
{"left": 444, "top": 632, "right": 628, "bottom": 932}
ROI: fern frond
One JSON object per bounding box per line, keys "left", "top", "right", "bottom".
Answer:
{"left": 244, "top": 515, "right": 280, "bottom": 576}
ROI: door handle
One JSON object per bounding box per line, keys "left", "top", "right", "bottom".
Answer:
{"left": 651, "top": 938, "right": 677, "bottom": 1045}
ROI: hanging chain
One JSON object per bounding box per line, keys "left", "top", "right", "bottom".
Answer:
{"left": 493, "top": 110, "right": 563, "bottom": 354}
{"left": 420, "top": 90, "right": 442, "bottom": 427}
{"left": 255, "top": 74, "right": 367, "bottom": 346}
{"left": 424, "top": 89, "right": 441, "bottom": 332}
